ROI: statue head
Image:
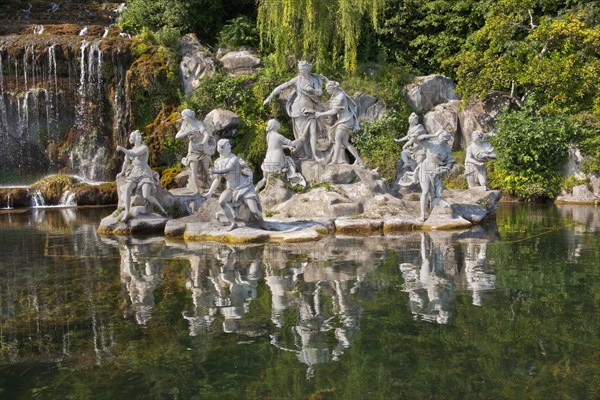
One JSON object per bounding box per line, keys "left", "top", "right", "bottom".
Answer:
{"left": 325, "top": 80, "right": 340, "bottom": 94}
{"left": 408, "top": 112, "right": 419, "bottom": 126}
{"left": 298, "top": 60, "right": 312, "bottom": 73}
{"left": 472, "top": 130, "right": 485, "bottom": 143}
{"left": 266, "top": 119, "right": 280, "bottom": 132}
{"left": 437, "top": 129, "right": 452, "bottom": 143}
{"left": 129, "top": 130, "right": 141, "bottom": 144}
{"left": 181, "top": 108, "right": 196, "bottom": 120}
{"left": 217, "top": 138, "right": 231, "bottom": 155}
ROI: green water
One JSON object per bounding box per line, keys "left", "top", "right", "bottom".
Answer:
{"left": 0, "top": 204, "right": 599, "bottom": 399}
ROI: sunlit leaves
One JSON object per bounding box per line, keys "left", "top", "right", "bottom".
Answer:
{"left": 257, "top": 0, "right": 384, "bottom": 73}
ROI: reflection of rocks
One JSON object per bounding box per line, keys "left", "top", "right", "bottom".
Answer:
{"left": 555, "top": 204, "right": 600, "bottom": 233}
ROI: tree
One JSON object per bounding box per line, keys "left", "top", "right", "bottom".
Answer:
{"left": 455, "top": 0, "right": 600, "bottom": 120}
{"left": 256, "top": 0, "right": 385, "bottom": 73}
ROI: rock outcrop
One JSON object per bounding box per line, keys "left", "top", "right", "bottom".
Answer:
{"left": 404, "top": 75, "right": 459, "bottom": 114}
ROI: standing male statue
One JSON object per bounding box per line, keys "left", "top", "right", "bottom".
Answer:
{"left": 263, "top": 60, "right": 327, "bottom": 161}
{"left": 176, "top": 109, "right": 216, "bottom": 194}
{"left": 204, "top": 139, "right": 265, "bottom": 230}
{"left": 116, "top": 130, "right": 167, "bottom": 222}
{"left": 413, "top": 130, "right": 455, "bottom": 221}
{"left": 315, "top": 81, "right": 362, "bottom": 165}
{"left": 465, "top": 130, "right": 496, "bottom": 190}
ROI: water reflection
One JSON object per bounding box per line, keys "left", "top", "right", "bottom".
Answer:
{"left": 2, "top": 205, "right": 599, "bottom": 397}
{"left": 400, "top": 228, "right": 499, "bottom": 324}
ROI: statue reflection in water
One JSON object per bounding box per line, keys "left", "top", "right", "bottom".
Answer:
{"left": 400, "top": 233, "right": 456, "bottom": 324}
{"left": 182, "top": 246, "right": 261, "bottom": 336}
{"left": 464, "top": 240, "right": 496, "bottom": 306}
{"left": 118, "top": 240, "right": 163, "bottom": 326}
{"left": 400, "top": 232, "right": 496, "bottom": 324}
{"left": 264, "top": 244, "right": 364, "bottom": 379}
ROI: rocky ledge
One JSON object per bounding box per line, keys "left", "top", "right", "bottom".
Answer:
{"left": 160, "top": 164, "right": 501, "bottom": 243}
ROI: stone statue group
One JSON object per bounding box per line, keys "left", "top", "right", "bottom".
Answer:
{"left": 395, "top": 112, "right": 496, "bottom": 221}
{"left": 114, "top": 60, "right": 496, "bottom": 228}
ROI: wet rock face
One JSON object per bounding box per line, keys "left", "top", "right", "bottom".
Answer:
{"left": 0, "top": 1, "right": 135, "bottom": 181}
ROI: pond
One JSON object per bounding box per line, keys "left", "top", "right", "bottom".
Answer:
{"left": 0, "top": 204, "right": 599, "bottom": 399}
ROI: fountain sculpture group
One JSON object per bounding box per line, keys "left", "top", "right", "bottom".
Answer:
{"left": 99, "top": 60, "right": 500, "bottom": 240}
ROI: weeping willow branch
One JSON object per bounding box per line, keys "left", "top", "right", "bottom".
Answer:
{"left": 257, "top": 0, "right": 383, "bottom": 73}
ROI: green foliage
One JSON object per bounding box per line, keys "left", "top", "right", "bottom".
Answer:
{"left": 340, "top": 63, "right": 418, "bottom": 105}
{"left": 377, "top": 0, "right": 490, "bottom": 76}
{"left": 217, "top": 16, "right": 259, "bottom": 49}
{"left": 159, "top": 167, "right": 183, "bottom": 189}
{"left": 257, "top": 0, "right": 385, "bottom": 73}
{"left": 118, "top": 0, "right": 256, "bottom": 46}
{"left": 354, "top": 109, "right": 408, "bottom": 181}
{"left": 181, "top": 72, "right": 272, "bottom": 175}
{"left": 455, "top": 3, "right": 600, "bottom": 120}
{"left": 561, "top": 175, "right": 590, "bottom": 193}
{"left": 489, "top": 107, "right": 570, "bottom": 200}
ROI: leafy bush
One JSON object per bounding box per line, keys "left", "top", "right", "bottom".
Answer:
{"left": 354, "top": 109, "right": 408, "bottom": 181}
{"left": 217, "top": 16, "right": 259, "bottom": 49}
{"left": 489, "top": 108, "right": 570, "bottom": 201}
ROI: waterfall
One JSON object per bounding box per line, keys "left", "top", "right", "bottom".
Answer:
{"left": 69, "top": 39, "right": 109, "bottom": 181}
{"left": 0, "top": 5, "right": 136, "bottom": 183}
{"left": 2, "top": 191, "right": 12, "bottom": 209}
{"left": 59, "top": 190, "right": 77, "bottom": 206}
{"left": 29, "top": 190, "right": 46, "bottom": 208}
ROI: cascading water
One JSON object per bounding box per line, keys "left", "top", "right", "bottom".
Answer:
{"left": 0, "top": 2, "right": 134, "bottom": 184}
{"left": 29, "top": 189, "right": 46, "bottom": 208}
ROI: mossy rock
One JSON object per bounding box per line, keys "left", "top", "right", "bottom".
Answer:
{"left": 74, "top": 183, "right": 118, "bottom": 206}
{"left": 159, "top": 167, "right": 183, "bottom": 189}
{"left": 0, "top": 188, "right": 31, "bottom": 208}
{"left": 31, "top": 175, "right": 79, "bottom": 205}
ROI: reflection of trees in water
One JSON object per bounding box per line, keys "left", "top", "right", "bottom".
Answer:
{"left": 400, "top": 231, "right": 497, "bottom": 324}
{"left": 0, "top": 222, "right": 119, "bottom": 366}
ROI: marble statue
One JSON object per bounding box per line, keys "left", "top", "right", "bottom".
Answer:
{"left": 255, "top": 119, "right": 306, "bottom": 192}
{"left": 315, "top": 81, "right": 362, "bottom": 165}
{"left": 413, "top": 129, "right": 455, "bottom": 221}
{"left": 176, "top": 108, "right": 216, "bottom": 194}
{"left": 116, "top": 130, "right": 167, "bottom": 221}
{"left": 263, "top": 60, "right": 327, "bottom": 161}
{"left": 395, "top": 112, "right": 428, "bottom": 184}
{"left": 203, "top": 139, "right": 265, "bottom": 230}
{"left": 465, "top": 130, "right": 496, "bottom": 190}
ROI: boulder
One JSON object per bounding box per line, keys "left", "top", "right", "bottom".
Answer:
{"left": 562, "top": 145, "right": 587, "bottom": 180}
{"left": 458, "top": 91, "right": 511, "bottom": 147}
{"left": 352, "top": 93, "right": 386, "bottom": 123}
{"left": 556, "top": 185, "right": 598, "bottom": 205}
{"left": 404, "top": 75, "right": 459, "bottom": 114}
{"left": 271, "top": 187, "right": 362, "bottom": 219}
{"left": 179, "top": 34, "right": 216, "bottom": 95}
{"left": 203, "top": 109, "right": 240, "bottom": 139}
{"left": 259, "top": 178, "right": 295, "bottom": 210}
{"left": 219, "top": 50, "right": 261, "bottom": 75}
{"left": 423, "top": 100, "right": 461, "bottom": 150}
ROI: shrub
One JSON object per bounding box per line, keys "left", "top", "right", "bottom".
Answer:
{"left": 489, "top": 108, "right": 570, "bottom": 201}
{"left": 354, "top": 109, "right": 408, "bottom": 181}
